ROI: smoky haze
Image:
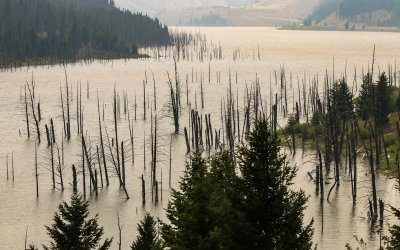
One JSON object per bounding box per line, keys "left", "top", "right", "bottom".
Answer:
{"left": 114, "top": 0, "right": 261, "bottom": 16}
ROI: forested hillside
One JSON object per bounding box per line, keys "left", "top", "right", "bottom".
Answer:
{"left": 305, "top": 0, "right": 400, "bottom": 27}
{"left": 339, "top": 0, "right": 400, "bottom": 25}
{"left": 0, "top": 0, "right": 170, "bottom": 68}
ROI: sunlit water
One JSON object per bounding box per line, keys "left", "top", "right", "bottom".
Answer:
{"left": 1, "top": 27, "right": 400, "bottom": 249}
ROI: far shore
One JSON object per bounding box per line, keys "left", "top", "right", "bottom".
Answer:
{"left": 280, "top": 24, "right": 400, "bottom": 33}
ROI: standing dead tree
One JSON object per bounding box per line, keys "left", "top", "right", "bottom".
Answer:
{"left": 97, "top": 91, "right": 109, "bottom": 186}
{"left": 166, "top": 72, "right": 181, "bottom": 133}
{"left": 24, "top": 85, "right": 30, "bottom": 138}
{"left": 81, "top": 133, "right": 98, "bottom": 196}
{"left": 104, "top": 121, "right": 130, "bottom": 200}
{"left": 27, "top": 82, "right": 40, "bottom": 143}
{"left": 35, "top": 143, "right": 39, "bottom": 197}
{"left": 64, "top": 69, "right": 71, "bottom": 139}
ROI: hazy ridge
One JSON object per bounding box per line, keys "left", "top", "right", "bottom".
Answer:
{"left": 115, "top": 0, "right": 319, "bottom": 26}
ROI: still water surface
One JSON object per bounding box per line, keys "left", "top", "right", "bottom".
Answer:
{"left": 1, "top": 27, "right": 400, "bottom": 249}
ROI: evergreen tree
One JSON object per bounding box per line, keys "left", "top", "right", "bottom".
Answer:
{"left": 161, "top": 151, "right": 210, "bottom": 249}
{"left": 43, "top": 194, "right": 112, "bottom": 250}
{"left": 375, "top": 72, "right": 391, "bottom": 128}
{"left": 131, "top": 213, "right": 162, "bottom": 250}
{"left": 237, "top": 118, "right": 313, "bottom": 249}
{"left": 0, "top": 0, "right": 171, "bottom": 68}
{"left": 330, "top": 78, "right": 354, "bottom": 122}
{"left": 161, "top": 120, "right": 313, "bottom": 249}
{"left": 161, "top": 149, "right": 248, "bottom": 249}
{"left": 357, "top": 73, "right": 374, "bottom": 120}
{"left": 384, "top": 206, "right": 400, "bottom": 249}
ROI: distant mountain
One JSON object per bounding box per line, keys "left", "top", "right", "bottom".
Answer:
{"left": 114, "top": 0, "right": 227, "bottom": 16}
{"left": 304, "top": 0, "right": 400, "bottom": 28}
{"left": 121, "top": 0, "right": 319, "bottom": 26}
{"left": 115, "top": 0, "right": 306, "bottom": 16}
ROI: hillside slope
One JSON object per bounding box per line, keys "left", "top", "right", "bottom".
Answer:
{"left": 302, "top": 0, "right": 400, "bottom": 30}
{"left": 155, "top": 0, "right": 319, "bottom": 26}
{"left": 115, "top": 0, "right": 232, "bottom": 16}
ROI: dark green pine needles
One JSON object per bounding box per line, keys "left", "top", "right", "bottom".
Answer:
{"left": 43, "top": 194, "right": 112, "bottom": 250}
{"left": 162, "top": 118, "right": 314, "bottom": 249}
{"left": 131, "top": 213, "right": 162, "bottom": 250}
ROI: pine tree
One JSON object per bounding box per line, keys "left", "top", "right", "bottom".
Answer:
{"left": 161, "top": 151, "right": 211, "bottom": 249}
{"left": 43, "top": 194, "right": 113, "bottom": 250}
{"left": 237, "top": 118, "right": 313, "bottom": 249}
{"left": 161, "top": 150, "right": 247, "bottom": 249}
{"left": 357, "top": 73, "right": 374, "bottom": 120}
{"left": 376, "top": 72, "right": 391, "bottom": 128}
{"left": 131, "top": 213, "right": 162, "bottom": 250}
{"left": 161, "top": 120, "right": 313, "bottom": 249}
{"left": 331, "top": 78, "right": 354, "bottom": 122}
{"left": 384, "top": 206, "right": 400, "bottom": 249}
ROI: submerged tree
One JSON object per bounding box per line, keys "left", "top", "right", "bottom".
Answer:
{"left": 43, "top": 194, "right": 112, "bottom": 250}
{"left": 131, "top": 213, "right": 162, "bottom": 250}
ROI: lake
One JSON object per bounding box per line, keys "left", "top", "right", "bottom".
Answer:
{"left": 1, "top": 27, "right": 400, "bottom": 249}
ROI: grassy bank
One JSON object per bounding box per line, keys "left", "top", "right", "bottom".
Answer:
{"left": 279, "top": 113, "right": 400, "bottom": 176}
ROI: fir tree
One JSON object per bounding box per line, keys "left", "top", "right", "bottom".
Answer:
{"left": 357, "top": 73, "right": 374, "bottom": 120}
{"left": 237, "top": 118, "right": 314, "bottom": 249}
{"left": 161, "top": 150, "right": 247, "bottom": 249}
{"left": 131, "top": 213, "right": 162, "bottom": 250}
{"left": 43, "top": 194, "right": 112, "bottom": 250}
{"left": 331, "top": 78, "right": 354, "bottom": 122}
{"left": 375, "top": 72, "right": 391, "bottom": 128}
{"left": 161, "top": 151, "right": 212, "bottom": 249}
{"left": 384, "top": 206, "right": 400, "bottom": 249}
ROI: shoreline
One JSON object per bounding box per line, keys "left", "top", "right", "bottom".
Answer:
{"left": 280, "top": 24, "right": 400, "bottom": 33}
{"left": 0, "top": 54, "right": 150, "bottom": 70}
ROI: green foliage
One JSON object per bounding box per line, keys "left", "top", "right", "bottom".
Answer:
{"left": 339, "top": 0, "right": 400, "bottom": 25}
{"left": 357, "top": 72, "right": 397, "bottom": 125}
{"left": 43, "top": 194, "right": 112, "bottom": 250}
{"left": 376, "top": 72, "right": 391, "bottom": 127}
{"left": 27, "top": 245, "right": 39, "bottom": 250}
{"left": 192, "top": 13, "right": 227, "bottom": 26}
{"left": 330, "top": 78, "right": 354, "bottom": 122}
{"left": 383, "top": 207, "right": 400, "bottom": 249}
{"left": 161, "top": 150, "right": 247, "bottom": 249}
{"left": 311, "top": 110, "right": 324, "bottom": 126}
{"left": 286, "top": 114, "right": 299, "bottom": 133}
{"left": 345, "top": 236, "right": 368, "bottom": 250}
{"left": 131, "top": 213, "right": 162, "bottom": 250}
{"left": 238, "top": 119, "right": 313, "bottom": 249}
{"left": 0, "top": 0, "right": 170, "bottom": 67}
{"left": 162, "top": 118, "right": 313, "bottom": 249}
{"left": 304, "top": 0, "right": 400, "bottom": 26}
{"left": 304, "top": 0, "right": 341, "bottom": 25}
{"left": 356, "top": 73, "right": 374, "bottom": 120}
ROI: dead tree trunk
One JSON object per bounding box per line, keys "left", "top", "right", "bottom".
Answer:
{"left": 114, "top": 88, "right": 122, "bottom": 187}
{"left": 35, "top": 143, "right": 39, "bottom": 198}
{"left": 97, "top": 91, "right": 109, "bottom": 186}
{"left": 24, "top": 86, "right": 30, "bottom": 138}
{"left": 27, "top": 83, "right": 40, "bottom": 143}
{"left": 72, "top": 164, "right": 77, "bottom": 194}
